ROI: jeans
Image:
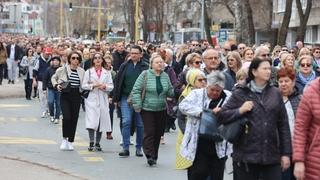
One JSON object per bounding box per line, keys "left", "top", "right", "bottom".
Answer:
{"left": 37, "top": 81, "right": 48, "bottom": 114}
{"left": 0, "top": 64, "right": 5, "bottom": 84}
{"left": 120, "top": 96, "right": 143, "bottom": 151}
{"left": 24, "top": 75, "right": 32, "bottom": 99}
{"left": 6, "top": 59, "right": 18, "bottom": 81}
{"left": 47, "top": 88, "right": 61, "bottom": 119}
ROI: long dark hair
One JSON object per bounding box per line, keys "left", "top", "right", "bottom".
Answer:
{"left": 91, "top": 52, "right": 106, "bottom": 68}
{"left": 247, "top": 57, "right": 272, "bottom": 83}
{"left": 0, "top": 42, "right": 4, "bottom": 51}
{"left": 25, "top": 48, "right": 33, "bottom": 57}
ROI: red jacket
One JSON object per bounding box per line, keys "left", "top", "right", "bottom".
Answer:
{"left": 293, "top": 78, "right": 320, "bottom": 180}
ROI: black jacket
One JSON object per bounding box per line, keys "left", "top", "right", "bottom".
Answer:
{"left": 218, "top": 83, "right": 292, "bottom": 165}
{"left": 112, "top": 59, "right": 149, "bottom": 102}
{"left": 6, "top": 44, "right": 22, "bottom": 61}
{"left": 112, "top": 50, "right": 128, "bottom": 72}
{"left": 42, "top": 66, "right": 59, "bottom": 90}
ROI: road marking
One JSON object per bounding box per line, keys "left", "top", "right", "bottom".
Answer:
{"left": 83, "top": 157, "right": 104, "bottom": 162}
{"left": 0, "top": 104, "right": 31, "bottom": 108}
{"left": 19, "top": 117, "right": 38, "bottom": 122}
{"left": 77, "top": 150, "right": 96, "bottom": 155}
{"left": 0, "top": 136, "right": 57, "bottom": 144}
{"left": 73, "top": 142, "right": 88, "bottom": 147}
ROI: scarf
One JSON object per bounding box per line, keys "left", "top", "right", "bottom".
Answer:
{"left": 250, "top": 80, "right": 266, "bottom": 93}
{"left": 298, "top": 71, "right": 316, "bottom": 85}
{"left": 180, "top": 69, "right": 203, "bottom": 98}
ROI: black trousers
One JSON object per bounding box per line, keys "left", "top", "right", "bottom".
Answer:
{"left": 140, "top": 110, "right": 166, "bottom": 160}
{"left": 233, "top": 161, "right": 281, "bottom": 180}
{"left": 0, "top": 64, "right": 5, "bottom": 83}
{"left": 109, "top": 102, "right": 115, "bottom": 131}
{"left": 188, "top": 138, "right": 227, "bottom": 180}
{"left": 60, "top": 88, "right": 81, "bottom": 142}
{"left": 24, "top": 75, "right": 32, "bottom": 99}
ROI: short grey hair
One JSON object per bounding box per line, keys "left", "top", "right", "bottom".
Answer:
{"left": 254, "top": 45, "right": 270, "bottom": 57}
{"left": 207, "top": 71, "right": 225, "bottom": 88}
{"left": 202, "top": 48, "right": 221, "bottom": 59}
{"left": 165, "top": 48, "right": 173, "bottom": 58}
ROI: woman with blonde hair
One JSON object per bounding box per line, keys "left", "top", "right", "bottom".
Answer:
{"left": 225, "top": 51, "right": 242, "bottom": 84}
{"left": 272, "top": 45, "right": 282, "bottom": 68}
{"left": 241, "top": 47, "right": 254, "bottom": 70}
{"left": 281, "top": 53, "right": 295, "bottom": 69}
{"left": 176, "top": 69, "right": 207, "bottom": 170}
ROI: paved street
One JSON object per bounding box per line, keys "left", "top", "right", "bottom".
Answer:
{"left": 0, "top": 97, "right": 233, "bottom": 180}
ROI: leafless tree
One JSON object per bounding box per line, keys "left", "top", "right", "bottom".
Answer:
{"left": 277, "top": 0, "right": 293, "bottom": 45}
{"left": 295, "top": 0, "right": 312, "bottom": 42}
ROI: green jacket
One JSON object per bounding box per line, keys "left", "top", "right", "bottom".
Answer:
{"left": 131, "top": 69, "right": 174, "bottom": 112}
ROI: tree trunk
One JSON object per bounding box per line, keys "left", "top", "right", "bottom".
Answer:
{"left": 277, "top": 0, "right": 293, "bottom": 46}
{"left": 204, "top": 1, "right": 212, "bottom": 46}
{"left": 295, "top": 0, "right": 312, "bottom": 42}
{"left": 244, "top": 0, "right": 255, "bottom": 45}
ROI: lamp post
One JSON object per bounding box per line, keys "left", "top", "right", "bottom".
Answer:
{"left": 135, "top": 0, "right": 139, "bottom": 41}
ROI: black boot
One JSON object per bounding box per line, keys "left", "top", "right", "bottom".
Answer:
{"left": 88, "top": 142, "right": 94, "bottom": 151}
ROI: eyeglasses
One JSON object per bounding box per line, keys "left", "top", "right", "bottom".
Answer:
{"left": 193, "top": 61, "right": 202, "bottom": 65}
{"left": 71, "top": 56, "right": 80, "bottom": 60}
{"left": 192, "top": 44, "right": 200, "bottom": 47}
{"left": 282, "top": 49, "right": 288, "bottom": 52}
{"left": 204, "top": 56, "right": 219, "bottom": 61}
{"left": 300, "top": 63, "right": 311, "bottom": 67}
{"left": 131, "top": 52, "right": 140, "bottom": 55}
{"left": 197, "top": 78, "right": 207, "bottom": 82}
{"left": 260, "top": 53, "right": 270, "bottom": 57}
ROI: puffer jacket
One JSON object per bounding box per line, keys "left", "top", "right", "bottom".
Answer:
{"left": 218, "top": 83, "right": 292, "bottom": 165}
{"left": 293, "top": 78, "right": 320, "bottom": 180}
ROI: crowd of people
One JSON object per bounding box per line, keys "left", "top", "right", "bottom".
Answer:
{"left": 1, "top": 33, "right": 320, "bottom": 180}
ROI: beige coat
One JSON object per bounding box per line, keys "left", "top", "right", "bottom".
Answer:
{"left": 51, "top": 65, "right": 85, "bottom": 92}
{"left": 0, "top": 50, "right": 7, "bottom": 64}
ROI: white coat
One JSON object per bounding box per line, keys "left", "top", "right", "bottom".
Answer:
{"left": 82, "top": 68, "right": 114, "bottom": 132}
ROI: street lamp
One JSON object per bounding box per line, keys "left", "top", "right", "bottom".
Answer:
{"left": 69, "top": 3, "right": 72, "bottom": 12}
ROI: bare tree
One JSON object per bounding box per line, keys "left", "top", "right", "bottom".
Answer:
{"left": 277, "top": 0, "right": 293, "bottom": 45}
{"left": 295, "top": 0, "right": 312, "bottom": 42}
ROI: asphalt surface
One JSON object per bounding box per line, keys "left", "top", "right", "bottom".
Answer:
{"left": 0, "top": 78, "right": 233, "bottom": 180}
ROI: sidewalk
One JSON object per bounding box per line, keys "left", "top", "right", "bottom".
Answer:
{"left": 0, "top": 156, "right": 85, "bottom": 180}
{"left": 0, "top": 78, "right": 26, "bottom": 99}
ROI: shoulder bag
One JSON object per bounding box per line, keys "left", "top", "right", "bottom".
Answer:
{"left": 81, "top": 70, "right": 91, "bottom": 99}
{"left": 198, "top": 89, "right": 223, "bottom": 142}
{"left": 60, "top": 67, "right": 71, "bottom": 93}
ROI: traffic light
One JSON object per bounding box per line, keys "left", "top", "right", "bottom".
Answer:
{"left": 69, "top": 3, "right": 72, "bottom": 11}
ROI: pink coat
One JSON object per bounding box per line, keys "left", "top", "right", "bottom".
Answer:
{"left": 293, "top": 78, "right": 320, "bottom": 180}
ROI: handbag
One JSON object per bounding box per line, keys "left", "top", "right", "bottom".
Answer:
{"left": 198, "top": 89, "right": 223, "bottom": 142}
{"left": 60, "top": 67, "right": 71, "bottom": 93}
{"left": 127, "top": 71, "right": 148, "bottom": 106}
{"left": 218, "top": 117, "right": 248, "bottom": 144}
{"left": 81, "top": 70, "right": 91, "bottom": 99}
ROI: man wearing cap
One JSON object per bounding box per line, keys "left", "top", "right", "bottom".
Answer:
{"left": 33, "top": 47, "right": 52, "bottom": 118}
{"left": 6, "top": 38, "right": 22, "bottom": 84}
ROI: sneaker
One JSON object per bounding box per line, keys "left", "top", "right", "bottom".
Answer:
{"left": 67, "top": 142, "right": 74, "bottom": 151}
{"left": 119, "top": 140, "right": 123, "bottom": 146}
{"left": 50, "top": 116, "right": 54, "bottom": 122}
{"left": 41, "top": 111, "right": 47, "bottom": 118}
{"left": 160, "top": 136, "right": 165, "bottom": 145}
{"left": 147, "top": 158, "right": 156, "bottom": 166}
{"left": 130, "top": 140, "right": 134, "bottom": 145}
{"left": 60, "top": 138, "right": 68, "bottom": 150}
{"left": 54, "top": 119, "right": 59, "bottom": 124}
{"left": 95, "top": 143, "right": 102, "bottom": 152}
{"left": 119, "top": 150, "right": 130, "bottom": 157}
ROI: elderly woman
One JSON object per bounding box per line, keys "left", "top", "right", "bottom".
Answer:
{"left": 51, "top": 51, "right": 85, "bottom": 151}
{"left": 131, "top": 54, "right": 174, "bottom": 166}
{"left": 295, "top": 55, "right": 317, "bottom": 94}
{"left": 179, "top": 71, "right": 232, "bottom": 180}
{"left": 281, "top": 53, "right": 295, "bottom": 69}
{"left": 219, "top": 57, "right": 292, "bottom": 180}
{"left": 277, "top": 67, "right": 301, "bottom": 180}
{"left": 225, "top": 51, "right": 242, "bottom": 83}
{"left": 82, "top": 53, "right": 114, "bottom": 151}
{"left": 293, "top": 77, "right": 320, "bottom": 180}
{"left": 176, "top": 69, "right": 207, "bottom": 170}
{"left": 271, "top": 45, "right": 282, "bottom": 68}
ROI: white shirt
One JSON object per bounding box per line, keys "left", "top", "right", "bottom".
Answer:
{"left": 284, "top": 100, "right": 295, "bottom": 139}
{"left": 9, "top": 44, "right": 15, "bottom": 60}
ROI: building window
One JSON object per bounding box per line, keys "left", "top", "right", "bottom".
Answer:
{"left": 304, "top": 26, "right": 312, "bottom": 43}
{"left": 317, "top": 25, "right": 320, "bottom": 43}
{"left": 278, "top": 0, "right": 286, "bottom": 12}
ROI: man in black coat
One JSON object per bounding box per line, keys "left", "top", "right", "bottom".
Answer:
{"left": 112, "top": 42, "right": 128, "bottom": 72}
{"left": 6, "top": 38, "right": 22, "bottom": 84}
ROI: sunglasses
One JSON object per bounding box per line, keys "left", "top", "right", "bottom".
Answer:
{"left": 197, "top": 78, "right": 207, "bottom": 82}
{"left": 289, "top": 51, "right": 295, "bottom": 54}
{"left": 282, "top": 49, "right": 288, "bottom": 52}
{"left": 315, "top": 51, "right": 320, "bottom": 54}
{"left": 300, "top": 63, "right": 311, "bottom": 67}
{"left": 71, "top": 56, "right": 80, "bottom": 60}
{"left": 194, "top": 61, "right": 202, "bottom": 65}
